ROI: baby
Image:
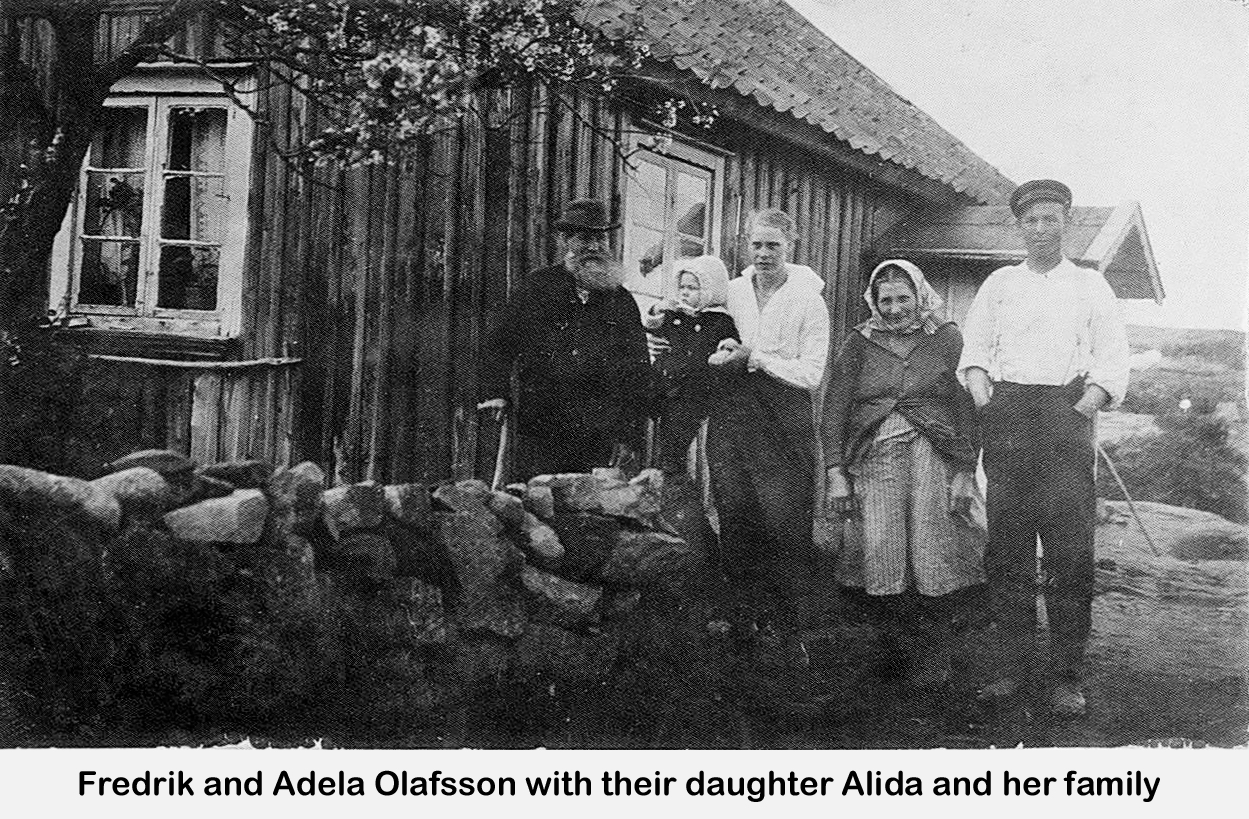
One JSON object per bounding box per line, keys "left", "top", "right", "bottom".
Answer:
{"left": 643, "top": 255, "right": 740, "bottom": 475}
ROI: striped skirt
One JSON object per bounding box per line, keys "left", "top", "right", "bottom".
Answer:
{"left": 840, "top": 417, "right": 986, "bottom": 597}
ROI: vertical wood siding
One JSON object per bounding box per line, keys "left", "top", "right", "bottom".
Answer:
{"left": 9, "top": 11, "right": 937, "bottom": 480}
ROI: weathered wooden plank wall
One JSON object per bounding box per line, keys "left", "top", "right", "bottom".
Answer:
{"left": 294, "top": 86, "right": 629, "bottom": 485}
{"left": 6, "top": 9, "right": 933, "bottom": 483}
{"left": 715, "top": 125, "right": 913, "bottom": 346}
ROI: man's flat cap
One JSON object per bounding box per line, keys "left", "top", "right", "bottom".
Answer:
{"left": 1009, "top": 179, "right": 1072, "bottom": 217}
{"left": 554, "top": 198, "right": 619, "bottom": 232}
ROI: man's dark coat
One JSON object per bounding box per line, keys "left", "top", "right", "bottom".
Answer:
{"left": 482, "top": 263, "right": 653, "bottom": 471}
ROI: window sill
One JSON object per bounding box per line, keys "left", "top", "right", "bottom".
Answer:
{"left": 48, "top": 325, "right": 241, "bottom": 362}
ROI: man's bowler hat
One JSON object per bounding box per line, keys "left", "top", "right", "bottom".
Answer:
{"left": 1009, "top": 179, "right": 1073, "bottom": 217}
{"left": 554, "top": 198, "right": 619, "bottom": 232}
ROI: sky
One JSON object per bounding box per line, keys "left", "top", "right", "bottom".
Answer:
{"left": 787, "top": 0, "right": 1249, "bottom": 331}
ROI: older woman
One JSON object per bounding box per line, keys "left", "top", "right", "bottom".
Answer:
{"left": 708, "top": 209, "right": 829, "bottom": 669}
{"left": 821, "top": 259, "right": 983, "bottom": 688}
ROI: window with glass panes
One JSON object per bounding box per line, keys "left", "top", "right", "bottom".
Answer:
{"left": 622, "top": 144, "right": 723, "bottom": 301}
{"left": 55, "top": 90, "right": 252, "bottom": 337}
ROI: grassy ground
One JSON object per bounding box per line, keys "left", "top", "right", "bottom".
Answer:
{"left": 4, "top": 507, "right": 1244, "bottom": 750}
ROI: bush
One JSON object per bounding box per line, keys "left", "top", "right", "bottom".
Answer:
{"left": 1098, "top": 412, "right": 1247, "bottom": 523}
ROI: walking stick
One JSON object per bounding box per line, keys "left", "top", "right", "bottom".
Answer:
{"left": 1096, "top": 442, "right": 1161, "bottom": 557}
{"left": 490, "top": 410, "right": 511, "bottom": 491}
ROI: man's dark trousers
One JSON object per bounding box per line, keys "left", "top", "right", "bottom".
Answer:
{"left": 982, "top": 378, "right": 1096, "bottom": 682}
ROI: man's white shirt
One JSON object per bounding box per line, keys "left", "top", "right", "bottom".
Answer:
{"left": 957, "top": 257, "right": 1130, "bottom": 406}
{"left": 727, "top": 263, "right": 830, "bottom": 391}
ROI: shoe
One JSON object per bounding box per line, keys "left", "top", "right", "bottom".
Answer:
{"left": 976, "top": 677, "right": 1019, "bottom": 702}
{"left": 1050, "top": 682, "right": 1087, "bottom": 717}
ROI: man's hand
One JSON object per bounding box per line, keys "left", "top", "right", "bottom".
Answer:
{"left": 826, "top": 468, "right": 857, "bottom": 519}
{"left": 949, "top": 469, "right": 977, "bottom": 524}
{"left": 1072, "top": 384, "right": 1110, "bottom": 419}
{"left": 647, "top": 333, "right": 671, "bottom": 357}
{"left": 965, "top": 367, "right": 993, "bottom": 410}
{"left": 476, "top": 398, "right": 506, "bottom": 420}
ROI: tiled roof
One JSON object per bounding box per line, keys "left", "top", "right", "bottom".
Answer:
{"left": 592, "top": 0, "right": 1015, "bottom": 204}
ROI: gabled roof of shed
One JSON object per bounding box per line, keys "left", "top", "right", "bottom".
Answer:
{"left": 593, "top": 0, "right": 1015, "bottom": 204}
{"left": 878, "top": 203, "right": 1165, "bottom": 302}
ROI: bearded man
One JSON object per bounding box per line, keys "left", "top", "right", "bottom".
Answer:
{"left": 479, "top": 199, "right": 652, "bottom": 477}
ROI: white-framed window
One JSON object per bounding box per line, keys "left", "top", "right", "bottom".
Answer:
{"left": 50, "top": 71, "right": 254, "bottom": 339}
{"left": 621, "top": 137, "right": 725, "bottom": 302}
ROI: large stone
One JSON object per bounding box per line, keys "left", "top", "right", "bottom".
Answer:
{"left": 234, "top": 533, "right": 321, "bottom": 617}
{"left": 197, "top": 459, "right": 273, "bottom": 489}
{"left": 514, "top": 622, "right": 618, "bottom": 685}
{"left": 386, "top": 520, "right": 452, "bottom": 585}
{"left": 89, "top": 466, "right": 173, "bottom": 520}
{"left": 601, "top": 529, "right": 699, "bottom": 590}
{"left": 520, "top": 565, "right": 603, "bottom": 627}
{"left": 186, "top": 474, "right": 237, "bottom": 503}
{"left": 323, "top": 531, "right": 397, "bottom": 582}
{"left": 0, "top": 464, "right": 121, "bottom": 533}
{"left": 487, "top": 490, "right": 526, "bottom": 529}
{"left": 523, "top": 484, "right": 555, "bottom": 520}
{"left": 433, "top": 482, "right": 504, "bottom": 536}
{"left": 597, "top": 471, "right": 662, "bottom": 521}
{"left": 591, "top": 466, "right": 627, "bottom": 482}
{"left": 529, "top": 471, "right": 661, "bottom": 521}
{"left": 104, "top": 449, "right": 195, "bottom": 482}
{"left": 519, "top": 511, "right": 564, "bottom": 565}
{"left": 437, "top": 511, "right": 526, "bottom": 638}
{"left": 391, "top": 577, "right": 454, "bottom": 647}
{"left": 322, "top": 481, "right": 386, "bottom": 539}
{"left": 384, "top": 483, "right": 433, "bottom": 529}
{"left": 455, "top": 478, "right": 492, "bottom": 501}
{"left": 546, "top": 513, "right": 621, "bottom": 582}
{"left": 268, "top": 461, "right": 326, "bottom": 540}
{"left": 604, "top": 589, "right": 642, "bottom": 619}
{"left": 162, "top": 489, "right": 269, "bottom": 544}
{"left": 530, "top": 473, "right": 601, "bottom": 513}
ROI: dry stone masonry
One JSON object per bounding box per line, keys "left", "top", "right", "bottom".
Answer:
{"left": 0, "top": 452, "right": 705, "bottom": 738}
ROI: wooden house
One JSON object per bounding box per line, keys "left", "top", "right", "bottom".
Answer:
{"left": 877, "top": 202, "right": 1164, "bottom": 325}
{"left": 10, "top": 0, "right": 1139, "bottom": 484}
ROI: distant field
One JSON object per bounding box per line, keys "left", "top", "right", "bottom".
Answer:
{"left": 1127, "top": 325, "right": 1245, "bottom": 371}
{"left": 1108, "top": 325, "right": 1246, "bottom": 523}
{"left": 1122, "top": 325, "right": 1245, "bottom": 415}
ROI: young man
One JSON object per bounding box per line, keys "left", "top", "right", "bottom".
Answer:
{"left": 959, "top": 179, "right": 1130, "bottom": 716}
{"left": 478, "top": 199, "right": 652, "bottom": 477}
{"left": 708, "top": 208, "right": 830, "bottom": 669}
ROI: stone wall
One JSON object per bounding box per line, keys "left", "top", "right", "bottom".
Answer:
{"left": 0, "top": 453, "right": 707, "bottom": 743}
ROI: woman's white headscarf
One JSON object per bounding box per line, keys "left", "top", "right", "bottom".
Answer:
{"left": 672, "top": 255, "right": 731, "bottom": 313}
{"left": 861, "top": 258, "right": 947, "bottom": 336}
